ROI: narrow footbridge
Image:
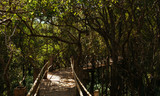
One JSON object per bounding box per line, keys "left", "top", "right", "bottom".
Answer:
{"left": 39, "top": 68, "right": 76, "bottom": 96}
{"left": 26, "top": 58, "right": 91, "bottom": 96}
{"left": 24, "top": 56, "right": 122, "bottom": 96}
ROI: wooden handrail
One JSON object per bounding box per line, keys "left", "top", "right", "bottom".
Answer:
{"left": 27, "top": 62, "right": 49, "bottom": 96}
{"left": 70, "top": 58, "right": 83, "bottom": 96}
{"left": 33, "top": 65, "right": 52, "bottom": 96}
{"left": 70, "top": 57, "right": 91, "bottom": 96}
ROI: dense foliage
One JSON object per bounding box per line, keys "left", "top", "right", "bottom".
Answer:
{"left": 0, "top": 0, "right": 160, "bottom": 95}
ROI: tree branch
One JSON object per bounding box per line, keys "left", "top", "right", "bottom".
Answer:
{"left": 29, "top": 34, "right": 77, "bottom": 44}
{"left": 0, "top": 10, "right": 30, "bottom": 14}
{"left": 0, "top": 19, "right": 11, "bottom": 25}
{"left": 50, "top": 22, "right": 87, "bottom": 34}
{"left": 17, "top": 14, "right": 34, "bottom": 34}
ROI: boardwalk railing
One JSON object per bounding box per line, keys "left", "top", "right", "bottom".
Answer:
{"left": 27, "top": 61, "right": 52, "bottom": 96}
{"left": 83, "top": 56, "right": 123, "bottom": 70}
{"left": 70, "top": 57, "right": 92, "bottom": 96}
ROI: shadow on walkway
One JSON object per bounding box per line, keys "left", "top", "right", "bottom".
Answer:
{"left": 39, "top": 68, "right": 76, "bottom": 96}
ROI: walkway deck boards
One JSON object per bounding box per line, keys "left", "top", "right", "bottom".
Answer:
{"left": 39, "top": 68, "right": 76, "bottom": 96}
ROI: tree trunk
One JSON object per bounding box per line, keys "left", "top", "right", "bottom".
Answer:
{"left": 3, "top": 52, "right": 13, "bottom": 96}
{"left": 157, "top": 0, "right": 160, "bottom": 43}
{"left": 0, "top": 56, "right": 5, "bottom": 96}
{"left": 110, "top": 52, "right": 118, "bottom": 96}
{"left": 108, "top": 38, "right": 119, "bottom": 96}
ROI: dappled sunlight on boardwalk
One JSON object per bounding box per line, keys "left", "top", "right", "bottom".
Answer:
{"left": 39, "top": 68, "right": 76, "bottom": 96}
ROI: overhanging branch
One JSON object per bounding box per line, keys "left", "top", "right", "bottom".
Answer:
{"left": 0, "top": 10, "right": 30, "bottom": 14}
{"left": 0, "top": 19, "right": 11, "bottom": 25}
{"left": 29, "top": 34, "right": 77, "bottom": 44}
{"left": 17, "top": 14, "right": 34, "bottom": 34}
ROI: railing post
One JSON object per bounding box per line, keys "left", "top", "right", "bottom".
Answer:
{"left": 94, "top": 90, "right": 99, "bottom": 96}
{"left": 33, "top": 67, "right": 40, "bottom": 81}
{"left": 44, "top": 60, "right": 48, "bottom": 79}
{"left": 49, "top": 56, "right": 53, "bottom": 71}
{"left": 90, "top": 55, "right": 95, "bottom": 95}
{"left": 14, "top": 86, "right": 27, "bottom": 96}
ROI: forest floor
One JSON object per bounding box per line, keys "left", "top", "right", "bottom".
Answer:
{"left": 39, "top": 68, "right": 77, "bottom": 96}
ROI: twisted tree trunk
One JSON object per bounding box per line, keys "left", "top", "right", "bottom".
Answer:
{"left": 3, "top": 52, "right": 13, "bottom": 96}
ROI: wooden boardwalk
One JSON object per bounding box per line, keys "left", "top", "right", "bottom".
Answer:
{"left": 39, "top": 68, "right": 77, "bottom": 96}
